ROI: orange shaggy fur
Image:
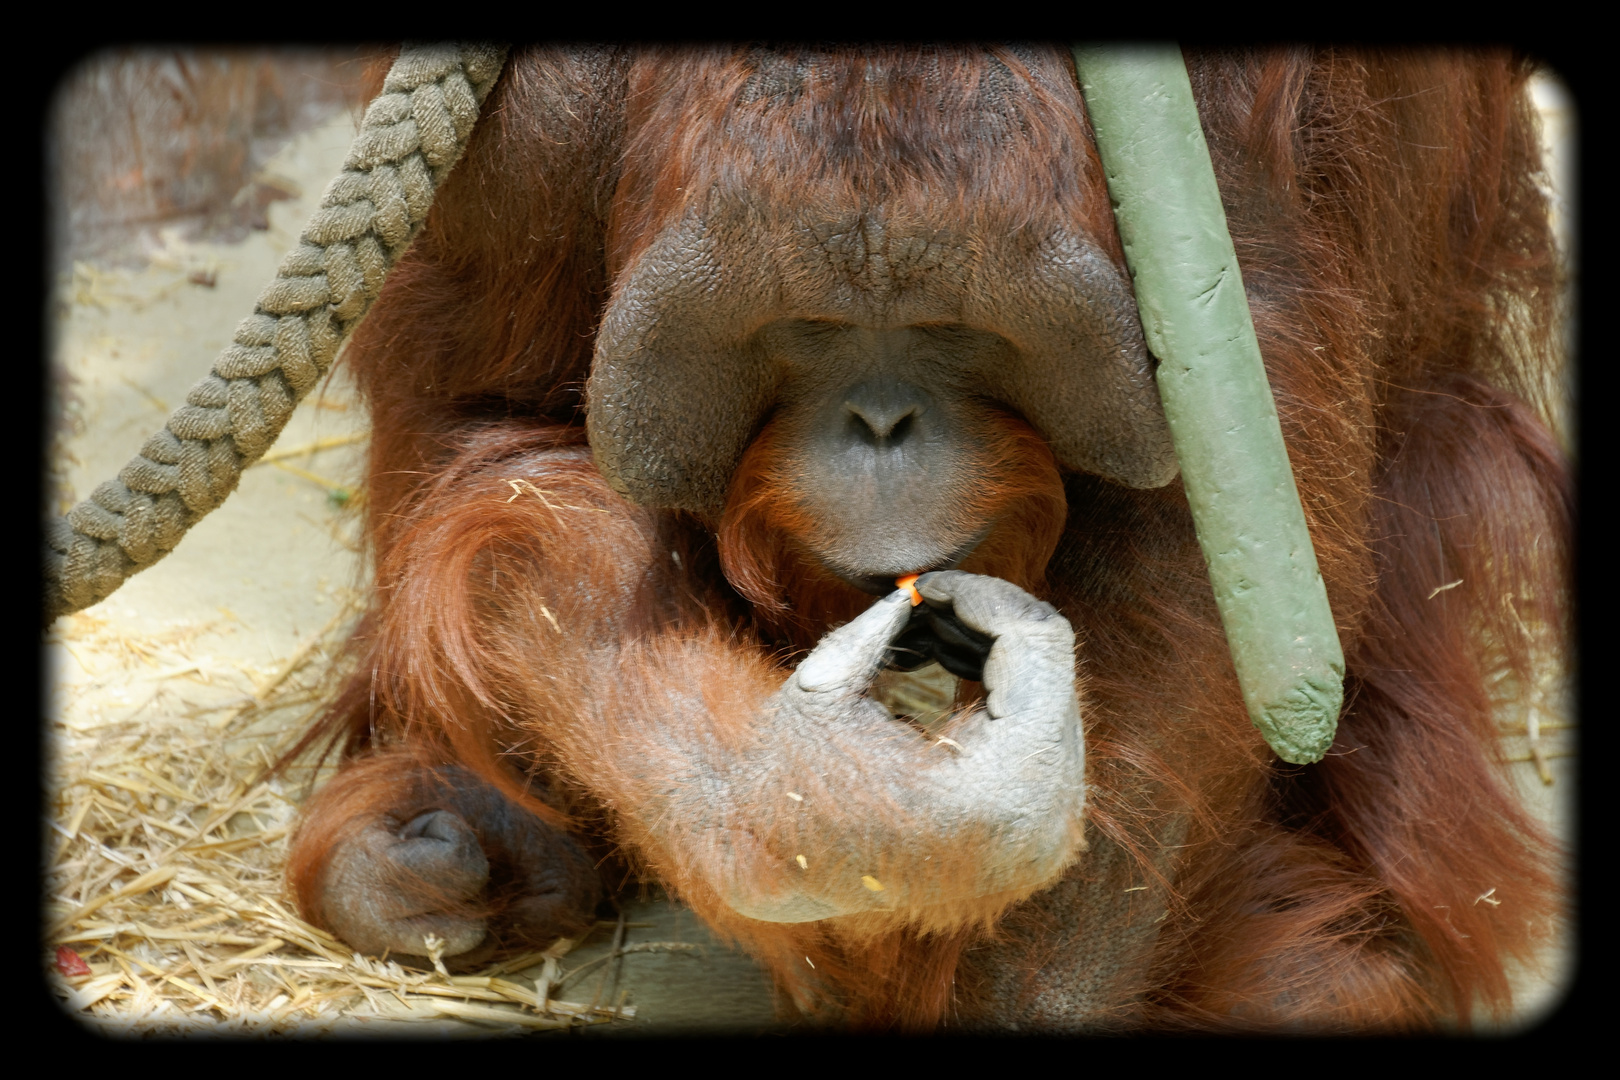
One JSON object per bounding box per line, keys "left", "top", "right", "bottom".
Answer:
{"left": 285, "top": 46, "right": 1568, "bottom": 1031}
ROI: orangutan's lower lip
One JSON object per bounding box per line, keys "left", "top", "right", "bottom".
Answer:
{"left": 844, "top": 571, "right": 913, "bottom": 596}
{"left": 833, "top": 533, "right": 987, "bottom": 596}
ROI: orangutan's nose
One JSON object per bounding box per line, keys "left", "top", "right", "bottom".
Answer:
{"left": 844, "top": 380, "right": 928, "bottom": 446}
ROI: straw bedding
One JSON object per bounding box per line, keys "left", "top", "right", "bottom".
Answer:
{"left": 45, "top": 591, "right": 666, "bottom": 1034}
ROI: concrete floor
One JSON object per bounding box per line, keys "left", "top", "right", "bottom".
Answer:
{"left": 534, "top": 897, "right": 785, "bottom": 1036}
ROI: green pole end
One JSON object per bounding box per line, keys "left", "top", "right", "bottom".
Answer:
{"left": 1073, "top": 45, "right": 1344, "bottom": 765}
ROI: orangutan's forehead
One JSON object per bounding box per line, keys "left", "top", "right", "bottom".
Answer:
{"left": 618, "top": 46, "right": 1104, "bottom": 220}
{"left": 729, "top": 45, "right": 1054, "bottom": 104}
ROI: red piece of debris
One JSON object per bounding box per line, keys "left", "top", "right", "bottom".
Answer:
{"left": 54, "top": 946, "right": 92, "bottom": 977}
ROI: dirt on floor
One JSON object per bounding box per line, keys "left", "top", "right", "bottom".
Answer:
{"left": 41, "top": 74, "right": 1578, "bottom": 1037}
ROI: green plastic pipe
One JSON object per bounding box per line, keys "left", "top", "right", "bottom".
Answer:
{"left": 1072, "top": 45, "right": 1344, "bottom": 764}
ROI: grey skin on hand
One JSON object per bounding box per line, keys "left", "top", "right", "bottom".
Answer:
{"left": 912, "top": 571, "right": 1077, "bottom": 723}
{"left": 318, "top": 809, "right": 491, "bottom": 959}
{"left": 729, "top": 571, "right": 1086, "bottom": 923}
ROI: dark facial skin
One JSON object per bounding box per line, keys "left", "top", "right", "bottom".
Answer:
{"left": 759, "top": 319, "right": 1019, "bottom": 593}
{"left": 756, "top": 319, "right": 1031, "bottom": 680}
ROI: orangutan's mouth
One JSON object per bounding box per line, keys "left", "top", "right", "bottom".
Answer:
{"left": 832, "top": 531, "right": 989, "bottom": 596}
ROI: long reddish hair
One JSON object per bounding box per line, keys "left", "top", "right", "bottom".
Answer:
{"left": 285, "top": 46, "right": 1568, "bottom": 1031}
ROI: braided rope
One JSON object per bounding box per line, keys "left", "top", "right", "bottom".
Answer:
{"left": 45, "top": 44, "right": 509, "bottom": 621}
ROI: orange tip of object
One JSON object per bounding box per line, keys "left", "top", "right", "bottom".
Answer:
{"left": 896, "top": 574, "right": 923, "bottom": 606}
